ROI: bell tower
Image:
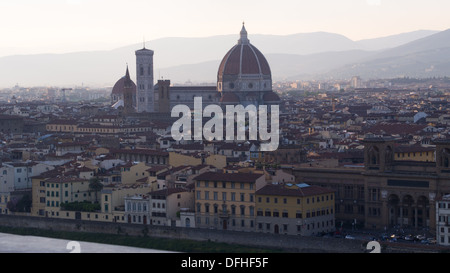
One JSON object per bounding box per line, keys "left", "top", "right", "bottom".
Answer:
{"left": 135, "top": 45, "right": 154, "bottom": 113}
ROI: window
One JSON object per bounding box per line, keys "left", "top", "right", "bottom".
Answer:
{"left": 344, "top": 185, "right": 353, "bottom": 199}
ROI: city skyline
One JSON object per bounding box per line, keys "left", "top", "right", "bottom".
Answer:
{"left": 1, "top": 0, "right": 450, "bottom": 57}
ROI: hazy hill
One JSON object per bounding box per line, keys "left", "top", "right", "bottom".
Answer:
{"left": 0, "top": 29, "right": 441, "bottom": 87}
{"left": 318, "top": 29, "right": 450, "bottom": 80}
{"left": 355, "top": 30, "right": 439, "bottom": 51}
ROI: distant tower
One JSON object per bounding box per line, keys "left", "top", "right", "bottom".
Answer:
{"left": 135, "top": 45, "right": 154, "bottom": 113}
{"left": 156, "top": 79, "right": 171, "bottom": 113}
{"left": 123, "top": 65, "right": 135, "bottom": 114}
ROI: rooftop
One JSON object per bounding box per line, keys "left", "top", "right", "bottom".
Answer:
{"left": 193, "top": 171, "right": 264, "bottom": 183}
{"left": 256, "top": 183, "right": 335, "bottom": 197}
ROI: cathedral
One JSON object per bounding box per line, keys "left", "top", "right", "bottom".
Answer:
{"left": 111, "top": 23, "right": 280, "bottom": 114}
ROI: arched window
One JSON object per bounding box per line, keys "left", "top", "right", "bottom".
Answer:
{"left": 368, "top": 146, "right": 380, "bottom": 165}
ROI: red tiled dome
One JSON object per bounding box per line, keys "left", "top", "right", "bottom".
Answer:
{"left": 111, "top": 76, "right": 136, "bottom": 95}
{"left": 218, "top": 25, "right": 271, "bottom": 80}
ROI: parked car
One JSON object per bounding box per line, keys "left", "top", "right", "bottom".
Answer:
{"left": 404, "top": 235, "right": 414, "bottom": 241}
{"left": 415, "top": 235, "right": 426, "bottom": 241}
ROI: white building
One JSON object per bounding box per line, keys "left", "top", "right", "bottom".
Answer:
{"left": 124, "top": 194, "right": 150, "bottom": 224}
{"left": 124, "top": 188, "right": 194, "bottom": 227}
{"left": 0, "top": 162, "right": 54, "bottom": 190}
{"left": 436, "top": 194, "right": 450, "bottom": 246}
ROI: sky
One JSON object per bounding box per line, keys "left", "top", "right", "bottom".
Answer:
{"left": 1, "top": 0, "right": 450, "bottom": 57}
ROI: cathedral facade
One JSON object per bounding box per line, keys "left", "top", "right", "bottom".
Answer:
{"left": 111, "top": 24, "right": 280, "bottom": 114}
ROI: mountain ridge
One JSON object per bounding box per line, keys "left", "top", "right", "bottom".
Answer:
{"left": 0, "top": 29, "right": 443, "bottom": 88}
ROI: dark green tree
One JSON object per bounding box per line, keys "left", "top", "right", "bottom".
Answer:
{"left": 89, "top": 176, "right": 103, "bottom": 203}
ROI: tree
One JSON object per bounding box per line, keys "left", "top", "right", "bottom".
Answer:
{"left": 89, "top": 176, "right": 103, "bottom": 203}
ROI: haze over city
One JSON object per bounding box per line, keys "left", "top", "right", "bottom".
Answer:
{"left": 1, "top": 0, "right": 450, "bottom": 258}
{"left": 1, "top": 0, "right": 450, "bottom": 56}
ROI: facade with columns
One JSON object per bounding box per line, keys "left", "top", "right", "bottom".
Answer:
{"left": 291, "top": 137, "right": 450, "bottom": 233}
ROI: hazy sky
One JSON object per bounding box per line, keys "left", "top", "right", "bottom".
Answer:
{"left": 1, "top": 0, "right": 450, "bottom": 56}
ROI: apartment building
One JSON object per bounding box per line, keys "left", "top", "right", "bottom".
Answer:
{"left": 124, "top": 187, "right": 194, "bottom": 226}
{"left": 43, "top": 176, "right": 93, "bottom": 218}
{"left": 436, "top": 194, "right": 450, "bottom": 246}
{"left": 255, "top": 183, "right": 335, "bottom": 236}
{"left": 193, "top": 171, "right": 266, "bottom": 231}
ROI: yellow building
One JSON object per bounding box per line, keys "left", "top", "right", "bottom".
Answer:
{"left": 193, "top": 171, "right": 266, "bottom": 231}
{"left": 394, "top": 145, "right": 435, "bottom": 162}
{"left": 46, "top": 119, "right": 78, "bottom": 133}
{"left": 169, "top": 152, "right": 226, "bottom": 169}
{"left": 31, "top": 175, "right": 49, "bottom": 216}
{"left": 43, "top": 176, "right": 94, "bottom": 218}
{"left": 120, "top": 162, "right": 151, "bottom": 184}
{"left": 100, "top": 182, "right": 152, "bottom": 223}
{"left": 31, "top": 168, "right": 152, "bottom": 223}
{"left": 255, "top": 183, "right": 335, "bottom": 236}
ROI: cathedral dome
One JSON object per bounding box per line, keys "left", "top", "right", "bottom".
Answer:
{"left": 111, "top": 76, "right": 136, "bottom": 96}
{"left": 217, "top": 24, "right": 272, "bottom": 93}
{"left": 111, "top": 66, "right": 136, "bottom": 107}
